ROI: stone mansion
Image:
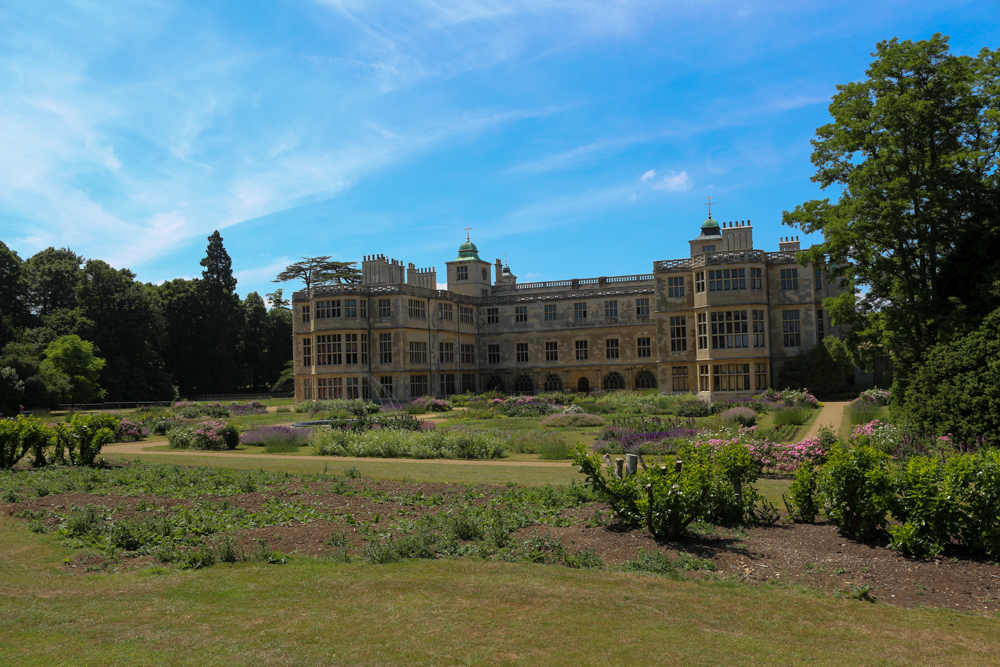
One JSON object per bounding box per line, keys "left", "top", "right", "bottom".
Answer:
{"left": 291, "top": 214, "right": 844, "bottom": 402}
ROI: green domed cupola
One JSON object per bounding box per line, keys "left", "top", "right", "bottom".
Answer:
{"left": 456, "top": 229, "right": 481, "bottom": 261}
{"left": 701, "top": 215, "right": 720, "bottom": 230}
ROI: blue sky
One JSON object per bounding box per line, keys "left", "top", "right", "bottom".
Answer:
{"left": 2, "top": 1, "right": 998, "bottom": 300}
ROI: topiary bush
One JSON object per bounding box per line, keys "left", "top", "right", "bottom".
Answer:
{"left": 718, "top": 407, "right": 757, "bottom": 428}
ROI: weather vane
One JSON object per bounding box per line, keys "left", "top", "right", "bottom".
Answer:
{"left": 705, "top": 196, "right": 715, "bottom": 218}
{"left": 464, "top": 225, "right": 471, "bottom": 241}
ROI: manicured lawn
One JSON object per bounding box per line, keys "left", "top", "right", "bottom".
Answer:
{"left": 1, "top": 516, "right": 996, "bottom": 666}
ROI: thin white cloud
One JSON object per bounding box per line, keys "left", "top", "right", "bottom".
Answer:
{"left": 653, "top": 171, "right": 692, "bottom": 192}
{"left": 640, "top": 169, "right": 656, "bottom": 182}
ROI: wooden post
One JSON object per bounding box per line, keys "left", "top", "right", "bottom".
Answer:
{"left": 675, "top": 459, "right": 683, "bottom": 473}
{"left": 625, "top": 454, "right": 638, "bottom": 477}
{"left": 615, "top": 458, "right": 624, "bottom": 479}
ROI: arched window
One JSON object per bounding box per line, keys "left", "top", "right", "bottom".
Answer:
{"left": 577, "top": 377, "right": 590, "bottom": 393}
{"left": 634, "top": 370, "right": 658, "bottom": 390}
{"left": 486, "top": 375, "right": 505, "bottom": 392}
{"left": 513, "top": 374, "right": 534, "bottom": 394}
{"left": 543, "top": 374, "right": 563, "bottom": 392}
{"left": 603, "top": 372, "right": 625, "bottom": 391}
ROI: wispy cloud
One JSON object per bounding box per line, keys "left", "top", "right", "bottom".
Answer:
{"left": 652, "top": 171, "right": 692, "bottom": 192}
{"left": 640, "top": 169, "right": 656, "bottom": 182}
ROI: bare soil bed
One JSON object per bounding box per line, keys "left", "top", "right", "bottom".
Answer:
{"left": 5, "top": 473, "right": 999, "bottom": 614}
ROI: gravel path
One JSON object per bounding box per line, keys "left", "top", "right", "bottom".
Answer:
{"left": 801, "top": 400, "right": 849, "bottom": 441}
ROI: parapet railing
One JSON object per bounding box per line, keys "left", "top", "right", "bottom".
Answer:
{"left": 492, "top": 273, "right": 654, "bottom": 293}
{"left": 293, "top": 283, "right": 480, "bottom": 305}
{"left": 656, "top": 249, "right": 799, "bottom": 270}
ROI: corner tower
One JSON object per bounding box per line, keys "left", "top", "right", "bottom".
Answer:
{"left": 445, "top": 232, "right": 493, "bottom": 297}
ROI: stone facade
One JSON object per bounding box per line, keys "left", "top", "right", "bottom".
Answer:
{"left": 291, "top": 216, "right": 844, "bottom": 402}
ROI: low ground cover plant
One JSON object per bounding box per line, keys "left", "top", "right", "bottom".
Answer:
{"left": 240, "top": 425, "right": 312, "bottom": 452}
{"left": 772, "top": 407, "right": 811, "bottom": 426}
{"left": 539, "top": 413, "right": 605, "bottom": 428}
{"left": 593, "top": 416, "right": 698, "bottom": 455}
{"left": 171, "top": 401, "right": 267, "bottom": 419}
{"left": 309, "top": 426, "right": 505, "bottom": 459}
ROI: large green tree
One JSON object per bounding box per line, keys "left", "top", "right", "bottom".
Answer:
{"left": 40, "top": 335, "right": 105, "bottom": 403}
{"left": 273, "top": 256, "right": 361, "bottom": 290}
{"left": 242, "top": 291, "right": 268, "bottom": 389}
{"left": 76, "top": 260, "right": 173, "bottom": 400}
{"left": 156, "top": 278, "right": 205, "bottom": 394}
{"left": 22, "top": 247, "right": 84, "bottom": 317}
{"left": 196, "top": 231, "right": 244, "bottom": 393}
{"left": 0, "top": 241, "right": 26, "bottom": 335}
{"left": 783, "top": 35, "right": 1000, "bottom": 381}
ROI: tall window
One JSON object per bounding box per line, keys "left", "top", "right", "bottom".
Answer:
{"left": 460, "top": 344, "right": 475, "bottom": 364}
{"left": 361, "top": 334, "right": 368, "bottom": 364}
{"left": 409, "top": 341, "right": 428, "bottom": 364}
{"left": 710, "top": 311, "right": 749, "bottom": 349}
{"left": 302, "top": 337, "right": 312, "bottom": 367}
{"left": 346, "top": 377, "right": 359, "bottom": 399}
{"left": 604, "top": 300, "right": 618, "bottom": 318}
{"left": 750, "top": 268, "right": 762, "bottom": 290}
{"left": 815, "top": 269, "right": 822, "bottom": 289}
{"left": 713, "top": 363, "right": 751, "bottom": 392}
{"left": 301, "top": 305, "right": 311, "bottom": 323}
{"left": 315, "top": 300, "right": 332, "bottom": 318}
{"left": 302, "top": 378, "right": 313, "bottom": 399}
{"left": 695, "top": 272, "right": 705, "bottom": 293}
{"left": 699, "top": 364, "right": 709, "bottom": 392}
{"left": 753, "top": 310, "right": 766, "bottom": 347}
{"left": 817, "top": 309, "right": 825, "bottom": 340}
{"left": 487, "top": 308, "right": 499, "bottom": 324}
{"left": 755, "top": 363, "right": 768, "bottom": 390}
{"left": 459, "top": 306, "right": 474, "bottom": 324}
{"left": 780, "top": 268, "right": 799, "bottom": 290}
{"left": 515, "top": 306, "right": 528, "bottom": 322}
{"left": 636, "top": 298, "right": 649, "bottom": 316}
{"left": 330, "top": 300, "right": 341, "bottom": 317}
{"left": 668, "top": 277, "right": 685, "bottom": 297}
{"left": 408, "top": 299, "right": 426, "bottom": 319}
{"left": 378, "top": 299, "right": 391, "bottom": 317}
{"left": 605, "top": 338, "right": 619, "bottom": 359}
{"left": 544, "top": 304, "right": 557, "bottom": 320}
{"left": 317, "top": 377, "right": 331, "bottom": 399}
{"left": 316, "top": 334, "right": 340, "bottom": 365}
{"left": 442, "top": 374, "right": 456, "bottom": 395}
{"left": 575, "top": 340, "right": 588, "bottom": 360}
{"left": 782, "top": 310, "right": 801, "bottom": 346}
{"left": 409, "top": 375, "right": 428, "bottom": 397}
{"left": 344, "top": 299, "right": 357, "bottom": 317}
{"left": 461, "top": 374, "right": 476, "bottom": 393}
{"left": 344, "top": 333, "right": 358, "bottom": 364}
{"left": 516, "top": 342, "right": 529, "bottom": 362}
{"left": 487, "top": 344, "right": 500, "bottom": 364}
{"left": 439, "top": 342, "right": 455, "bottom": 363}
{"left": 456, "top": 265, "right": 468, "bottom": 280}
{"left": 379, "top": 376, "right": 393, "bottom": 398}
{"left": 697, "top": 313, "right": 708, "bottom": 350}
{"left": 708, "top": 268, "right": 746, "bottom": 291}
{"left": 545, "top": 341, "right": 558, "bottom": 361}
{"left": 669, "top": 316, "right": 687, "bottom": 352}
{"left": 672, "top": 367, "right": 689, "bottom": 392}
{"left": 574, "top": 302, "right": 587, "bottom": 319}
{"left": 438, "top": 303, "right": 454, "bottom": 320}
{"left": 378, "top": 333, "right": 392, "bottom": 364}
{"left": 637, "top": 337, "right": 651, "bottom": 358}
{"left": 360, "top": 300, "right": 367, "bottom": 318}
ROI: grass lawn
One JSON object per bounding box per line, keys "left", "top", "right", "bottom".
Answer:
{"left": 1, "top": 516, "right": 997, "bottom": 666}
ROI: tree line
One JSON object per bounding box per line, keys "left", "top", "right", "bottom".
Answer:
{"left": 0, "top": 231, "right": 292, "bottom": 412}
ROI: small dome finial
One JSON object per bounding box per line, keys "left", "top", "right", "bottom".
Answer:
{"left": 465, "top": 225, "right": 471, "bottom": 242}
{"left": 705, "top": 195, "right": 714, "bottom": 218}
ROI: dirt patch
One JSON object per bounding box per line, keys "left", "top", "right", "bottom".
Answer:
{"left": 5, "top": 476, "right": 999, "bottom": 612}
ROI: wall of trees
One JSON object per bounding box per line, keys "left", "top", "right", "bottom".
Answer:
{"left": 0, "top": 231, "right": 292, "bottom": 411}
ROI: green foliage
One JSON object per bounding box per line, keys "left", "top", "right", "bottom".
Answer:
{"left": 310, "top": 427, "right": 506, "bottom": 459}
{"left": 0, "top": 366, "right": 25, "bottom": 416}
{"left": 898, "top": 306, "right": 1000, "bottom": 444}
{"left": 41, "top": 335, "right": 105, "bottom": 403}
{"left": 845, "top": 401, "right": 883, "bottom": 426}
{"left": 273, "top": 256, "right": 360, "bottom": 290}
{"left": 539, "top": 413, "right": 605, "bottom": 428}
{"left": 538, "top": 440, "right": 571, "bottom": 460}
{"left": 772, "top": 407, "right": 810, "bottom": 426}
{"left": 817, "top": 445, "right": 894, "bottom": 541}
{"left": 0, "top": 416, "right": 31, "bottom": 469}
{"left": 783, "top": 35, "right": 1000, "bottom": 376}
{"left": 778, "top": 337, "right": 855, "bottom": 395}
{"left": 619, "top": 548, "right": 716, "bottom": 575}
{"left": 785, "top": 461, "right": 820, "bottom": 523}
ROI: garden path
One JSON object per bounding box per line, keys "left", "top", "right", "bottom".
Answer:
{"left": 800, "top": 401, "right": 849, "bottom": 441}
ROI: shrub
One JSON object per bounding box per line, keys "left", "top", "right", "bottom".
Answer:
{"left": 240, "top": 425, "right": 310, "bottom": 452}
{"left": 818, "top": 444, "right": 894, "bottom": 541}
{"left": 407, "top": 397, "right": 452, "bottom": 413}
{"left": 675, "top": 400, "right": 714, "bottom": 418}
{"left": 540, "top": 413, "right": 605, "bottom": 428}
{"left": 117, "top": 418, "right": 144, "bottom": 442}
{"left": 191, "top": 420, "right": 239, "bottom": 450}
{"left": 850, "top": 419, "right": 902, "bottom": 454}
{"left": 718, "top": 407, "right": 757, "bottom": 428}
{"left": 772, "top": 407, "right": 809, "bottom": 426}
{"left": 846, "top": 400, "right": 883, "bottom": 426}
{"left": 784, "top": 461, "right": 820, "bottom": 523}
{"left": 309, "top": 427, "right": 505, "bottom": 459}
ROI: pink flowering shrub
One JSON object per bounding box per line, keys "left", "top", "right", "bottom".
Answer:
{"left": 190, "top": 420, "right": 239, "bottom": 450}
{"left": 851, "top": 388, "right": 891, "bottom": 407}
{"left": 850, "top": 419, "right": 902, "bottom": 453}
{"left": 117, "top": 418, "right": 145, "bottom": 442}
{"left": 699, "top": 433, "right": 828, "bottom": 473}
{"left": 760, "top": 388, "right": 819, "bottom": 409}
{"left": 406, "top": 397, "right": 452, "bottom": 413}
